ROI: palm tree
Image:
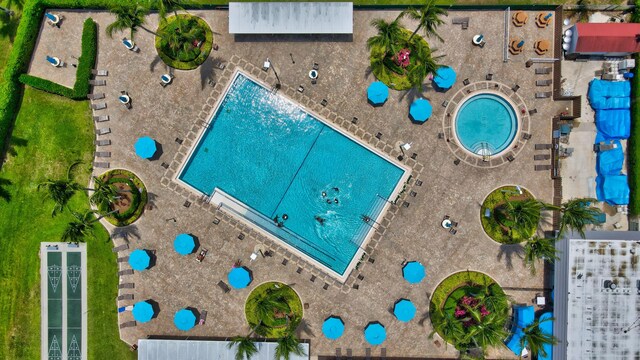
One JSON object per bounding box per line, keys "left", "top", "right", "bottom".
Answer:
{"left": 61, "top": 210, "right": 97, "bottom": 242}
{"left": 519, "top": 317, "right": 558, "bottom": 359}
{"left": 106, "top": 4, "right": 154, "bottom": 39}
{"left": 400, "top": 0, "right": 448, "bottom": 42}
{"left": 463, "top": 313, "right": 508, "bottom": 350}
{"left": 557, "top": 198, "right": 601, "bottom": 238}
{"left": 149, "top": 0, "right": 183, "bottom": 20}
{"left": 406, "top": 38, "right": 443, "bottom": 90}
{"left": 523, "top": 236, "right": 559, "bottom": 274}
{"left": 227, "top": 336, "right": 258, "bottom": 360}
{"left": 495, "top": 198, "right": 544, "bottom": 238}
{"left": 366, "top": 18, "right": 404, "bottom": 57}
{"left": 89, "top": 176, "right": 120, "bottom": 211}
{"left": 429, "top": 307, "right": 465, "bottom": 347}
{"left": 38, "top": 178, "right": 81, "bottom": 216}
{"left": 274, "top": 333, "right": 306, "bottom": 360}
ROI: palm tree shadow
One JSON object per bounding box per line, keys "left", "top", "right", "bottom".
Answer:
{"left": 364, "top": 65, "right": 373, "bottom": 79}
{"left": 147, "top": 192, "right": 158, "bottom": 209}
{"left": 295, "top": 318, "right": 315, "bottom": 338}
{"left": 399, "top": 85, "right": 427, "bottom": 106}
{"left": 497, "top": 243, "right": 524, "bottom": 270}
{"left": 200, "top": 57, "right": 220, "bottom": 90}
{"left": 417, "top": 311, "right": 430, "bottom": 327}
{"left": 110, "top": 224, "right": 141, "bottom": 243}
{"left": 0, "top": 13, "right": 21, "bottom": 43}
{"left": 0, "top": 178, "right": 12, "bottom": 202}
{"left": 6, "top": 136, "right": 27, "bottom": 157}
{"left": 539, "top": 210, "right": 554, "bottom": 228}
{"left": 149, "top": 54, "right": 165, "bottom": 73}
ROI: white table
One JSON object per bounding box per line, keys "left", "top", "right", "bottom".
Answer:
{"left": 441, "top": 219, "right": 452, "bottom": 229}
{"left": 473, "top": 35, "right": 484, "bottom": 45}
{"left": 309, "top": 70, "right": 318, "bottom": 79}
{"left": 119, "top": 95, "right": 131, "bottom": 104}
{"left": 536, "top": 296, "right": 546, "bottom": 306}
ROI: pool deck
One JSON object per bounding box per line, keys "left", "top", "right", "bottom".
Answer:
{"left": 30, "top": 8, "right": 563, "bottom": 359}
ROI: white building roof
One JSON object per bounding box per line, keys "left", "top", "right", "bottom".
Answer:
{"left": 228, "top": 2, "right": 353, "bottom": 34}
{"left": 554, "top": 231, "right": 640, "bottom": 360}
{"left": 138, "top": 339, "right": 309, "bottom": 360}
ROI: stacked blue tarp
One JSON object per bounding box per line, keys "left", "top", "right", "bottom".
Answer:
{"left": 596, "top": 175, "right": 630, "bottom": 205}
{"left": 588, "top": 79, "right": 631, "bottom": 109}
{"left": 505, "top": 305, "right": 535, "bottom": 356}
{"left": 596, "top": 140, "right": 623, "bottom": 175}
{"left": 595, "top": 109, "right": 630, "bottom": 139}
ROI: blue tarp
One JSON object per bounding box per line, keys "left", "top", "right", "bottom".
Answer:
{"left": 538, "top": 312, "right": 554, "bottom": 360}
{"left": 596, "top": 140, "right": 624, "bottom": 175}
{"left": 595, "top": 109, "right": 630, "bottom": 140}
{"left": 504, "top": 305, "right": 535, "bottom": 356}
{"left": 596, "top": 175, "right": 630, "bottom": 205}
{"left": 588, "top": 79, "right": 631, "bottom": 110}
{"left": 604, "top": 97, "right": 631, "bottom": 109}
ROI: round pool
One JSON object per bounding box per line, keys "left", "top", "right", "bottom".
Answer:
{"left": 454, "top": 93, "right": 518, "bottom": 156}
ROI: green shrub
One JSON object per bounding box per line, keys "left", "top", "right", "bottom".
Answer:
{"left": 19, "top": 18, "right": 97, "bottom": 99}
{"left": 629, "top": 5, "right": 640, "bottom": 214}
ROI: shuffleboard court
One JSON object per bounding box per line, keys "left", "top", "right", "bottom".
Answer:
{"left": 41, "top": 243, "right": 87, "bottom": 360}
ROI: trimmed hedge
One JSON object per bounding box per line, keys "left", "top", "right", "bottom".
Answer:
{"left": 629, "top": 3, "right": 640, "bottom": 215}
{"left": 19, "top": 18, "right": 97, "bottom": 100}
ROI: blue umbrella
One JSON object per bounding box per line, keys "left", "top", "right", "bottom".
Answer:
{"left": 45, "top": 13, "right": 57, "bottom": 21}
{"left": 322, "top": 316, "right": 345, "bottom": 340}
{"left": 364, "top": 322, "right": 386, "bottom": 346}
{"left": 367, "top": 81, "right": 389, "bottom": 106}
{"left": 123, "top": 38, "right": 133, "bottom": 48}
{"left": 228, "top": 267, "right": 252, "bottom": 289}
{"left": 135, "top": 136, "right": 157, "bottom": 159}
{"left": 46, "top": 56, "right": 58, "bottom": 65}
{"left": 174, "top": 309, "right": 196, "bottom": 331}
{"left": 129, "top": 249, "right": 151, "bottom": 271}
{"left": 433, "top": 66, "right": 457, "bottom": 90}
{"left": 132, "top": 301, "right": 154, "bottom": 323}
{"left": 409, "top": 99, "right": 432, "bottom": 122}
{"left": 393, "top": 299, "right": 416, "bottom": 322}
{"left": 402, "top": 261, "right": 425, "bottom": 284}
{"left": 174, "top": 234, "right": 195, "bottom": 256}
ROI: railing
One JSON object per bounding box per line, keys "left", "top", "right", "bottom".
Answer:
{"left": 504, "top": 7, "right": 510, "bottom": 63}
{"left": 210, "top": 188, "right": 338, "bottom": 266}
{"left": 470, "top": 141, "right": 496, "bottom": 156}
{"left": 350, "top": 195, "right": 387, "bottom": 248}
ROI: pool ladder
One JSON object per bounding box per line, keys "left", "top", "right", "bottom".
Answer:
{"left": 471, "top": 142, "right": 495, "bottom": 161}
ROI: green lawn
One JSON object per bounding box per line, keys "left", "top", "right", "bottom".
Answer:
{"left": 0, "top": 87, "right": 134, "bottom": 360}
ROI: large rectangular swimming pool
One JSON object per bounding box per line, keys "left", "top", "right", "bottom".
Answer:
{"left": 179, "top": 72, "right": 407, "bottom": 277}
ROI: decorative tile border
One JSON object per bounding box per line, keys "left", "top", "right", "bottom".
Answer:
{"left": 441, "top": 81, "right": 531, "bottom": 168}
{"left": 159, "top": 55, "right": 425, "bottom": 291}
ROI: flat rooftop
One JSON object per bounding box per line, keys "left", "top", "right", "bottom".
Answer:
{"left": 564, "top": 234, "right": 640, "bottom": 359}
{"left": 138, "top": 339, "right": 309, "bottom": 360}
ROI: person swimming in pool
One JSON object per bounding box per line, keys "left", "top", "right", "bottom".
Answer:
{"left": 282, "top": 214, "right": 289, "bottom": 220}
{"left": 322, "top": 191, "right": 327, "bottom": 198}
{"left": 334, "top": 198, "right": 339, "bottom": 204}
{"left": 333, "top": 187, "right": 340, "bottom": 192}
{"left": 314, "top": 215, "right": 325, "bottom": 225}
{"left": 273, "top": 215, "right": 280, "bottom": 224}
{"left": 326, "top": 199, "right": 332, "bottom": 204}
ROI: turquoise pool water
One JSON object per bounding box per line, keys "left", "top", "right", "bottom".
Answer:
{"left": 455, "top": 93, "right": 518, "bottom": 155}
{"left": 179, "top": 73, "right": 405, "bottom": 275}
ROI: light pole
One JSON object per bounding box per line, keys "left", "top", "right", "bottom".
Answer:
{"left": 266, "top": 57, "right": 282, "bottom": 89}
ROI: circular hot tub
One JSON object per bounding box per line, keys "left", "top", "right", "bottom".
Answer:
{"left": 454, "top": 92, "right": 518, "bottom": 156}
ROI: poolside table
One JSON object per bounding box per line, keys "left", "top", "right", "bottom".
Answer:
{"left": 441, "top": 219, "right": 452, "bottom": 228}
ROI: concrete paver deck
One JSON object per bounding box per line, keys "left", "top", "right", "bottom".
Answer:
{"left": 29, "top": 8, "right": 561, "bottom": 358}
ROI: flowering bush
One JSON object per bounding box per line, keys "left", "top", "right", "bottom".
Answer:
{"left": 454, "top": 295, "right": 491, "bottom": 328}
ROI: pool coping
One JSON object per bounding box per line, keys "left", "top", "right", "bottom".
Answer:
{"left": 442, "top": 81, "right": 531, "bottom": 168}
{"left": 160, "top": 55, "right": 423, "bottom": 289}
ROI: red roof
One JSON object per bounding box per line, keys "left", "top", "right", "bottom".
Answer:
{"left": 575, "top": 23, "right": 640, "bottom": 53}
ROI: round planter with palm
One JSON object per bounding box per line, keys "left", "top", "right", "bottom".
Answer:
{"left": 480, "top": 186, "right": 539, "bottom": 244}
{"left": 155, "top": 14, "right": 213, "bottom": 70}
{"left": 244, "top": 282, "right": 303, "bottom": 338}
{"left": 429, "top": 271, "right": 510, "bottom": 353}
{"left": 367, "top": 0, "right": 446, "bottom": 91}
{"left": 94, "top": 169, "right": 147, "bottom": 227}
